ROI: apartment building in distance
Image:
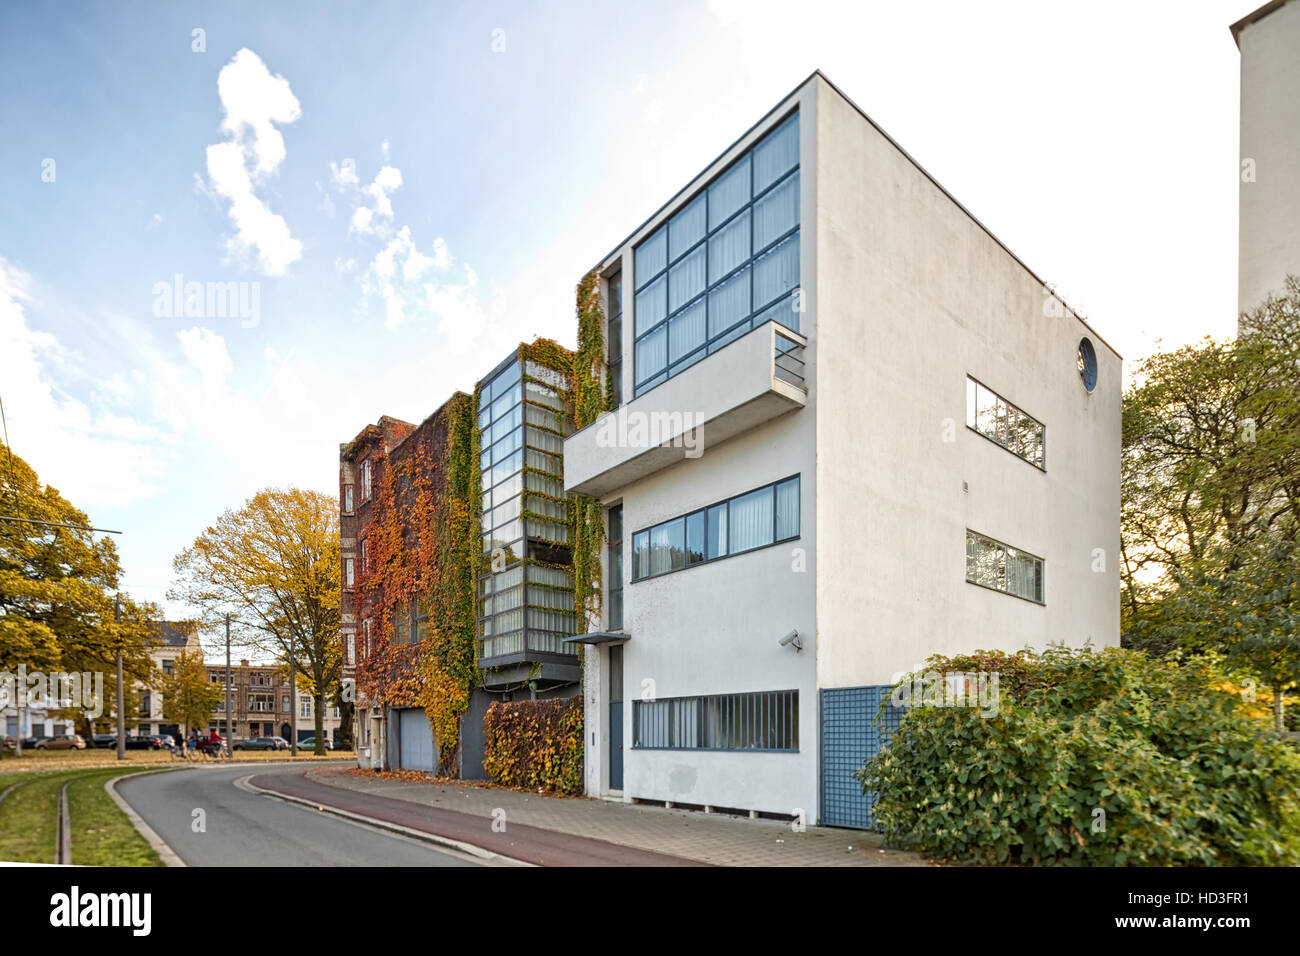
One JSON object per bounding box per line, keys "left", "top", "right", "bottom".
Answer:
{"left": 563, "top": 72, "right": 1121, "bottom": 827}
{"left": 204, "top": 659, "right": 341, "bottom": 744}
{"left": 1233, "top": 0, "right": 1300, "bottom": 322}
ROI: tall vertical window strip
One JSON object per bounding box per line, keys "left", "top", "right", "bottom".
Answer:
{"left": 477, "top": 357, "right": 578, "bottom": 661}
{"left": 632, "top": 112, "right": 800, "bottom": 396}
{"left": 965, "top": 530, "right": 1044, "bottom": 603}
{"left": 631, "top": 475, "right": 799, "bottom": 581}
{"left": 966, "top": 377, "right": 1045, "bottom": 468}
{"left": 607, "top": 274, "right": 623, "bottom": 408}
{"left": 608, "top": 505, "right": 623, "bottom": 630}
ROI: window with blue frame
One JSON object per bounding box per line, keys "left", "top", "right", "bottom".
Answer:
{"left": 631, "top": 475, "right": 800, "bottom": 581}
{"left": 632, "top": 111, "right": 800, "bottom": 397}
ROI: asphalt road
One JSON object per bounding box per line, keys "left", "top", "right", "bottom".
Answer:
{"left": 116, "top": 764, "right": 480, "bottom": 867}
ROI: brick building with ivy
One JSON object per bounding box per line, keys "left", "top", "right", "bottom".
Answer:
{"left": 340, "top": 340, "right": 585, "bottom": 778}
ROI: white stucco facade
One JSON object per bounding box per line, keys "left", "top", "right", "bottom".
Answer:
{"left": 1235, "top": 0, "right": 1300, "bottom": 318}
{"left": 567, "top": 73, "right": 1121, "bottom": 824}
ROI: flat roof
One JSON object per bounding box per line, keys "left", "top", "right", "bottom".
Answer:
{"left": 588, "top": 69, "right": 1120, "bottom": 361}
{"left": 1230, "top": 0, "right": 1292, "bottom": 47}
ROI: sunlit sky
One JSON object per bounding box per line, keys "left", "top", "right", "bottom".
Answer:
{"left": 0, "top": 0, "right": 1257, "bottom": 637}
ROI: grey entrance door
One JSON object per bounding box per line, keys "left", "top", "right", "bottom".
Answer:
{"left": 608, "top": 645, "right": 624, "bottom": 791}
{"left": 397, "top": 708, "right": 435, "bottom": 772}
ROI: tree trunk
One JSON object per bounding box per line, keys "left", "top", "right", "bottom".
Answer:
{"left": 1275, "top": 685, "right": 1285, "bottom": 734}
{"left": 315, "top": 694, "right": 325, "bottom": 754}
{"left": 338, "top": 700, "right": 354, "bottom": 750}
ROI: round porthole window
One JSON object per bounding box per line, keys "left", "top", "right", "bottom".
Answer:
{"left": 1077, "top": 337, "right": 1098, "bottom": 392}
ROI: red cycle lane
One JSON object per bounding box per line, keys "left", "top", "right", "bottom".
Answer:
{"left": 249, "top": 769, "right": 713, "bottom": 867}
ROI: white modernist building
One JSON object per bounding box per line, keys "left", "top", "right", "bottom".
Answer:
{"left": 1234, "top": 0, "right": 1300, "bottom": 319}
{"left": 563, "top": 72, "right": 1121, "bottom": 828}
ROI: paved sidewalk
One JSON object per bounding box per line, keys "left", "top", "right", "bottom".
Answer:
{"left": 304, "top": 767, "right": 928, "bottom": 867}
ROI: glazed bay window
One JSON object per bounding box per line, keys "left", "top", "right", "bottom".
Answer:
{"left": 633, "top": 111, "right": 800, "bottom": 396}
{"left": 966, "top": 529, "right": 1044, "bottom": 603}
{"left": 632, "top": 475, "right": 799, "bottom": 581}
{"left": 966, "top": 377, "right": 1045, "bottom": 469}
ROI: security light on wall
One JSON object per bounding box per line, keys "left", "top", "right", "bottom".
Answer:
{"left": 778, "top": 629, "right": 802, "bottom": 652}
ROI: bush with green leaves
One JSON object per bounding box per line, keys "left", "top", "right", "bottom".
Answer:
{"left": 855, "top": 646, "right": 1300, "bottom": 865}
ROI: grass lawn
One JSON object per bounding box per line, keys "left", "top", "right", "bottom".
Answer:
{"left": 0, "top": 766, "right": 166, "bottom": 865}
{"left": 66, "top": 768, "right": 162, "bottom": 866}
{"left": 0, "top": 772, "right": 63, "bottom": 863}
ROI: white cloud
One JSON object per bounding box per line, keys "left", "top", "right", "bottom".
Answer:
{"left": 204, "top": 49, "right": 303, "bottom": 276}
{"left": 0, "top": 258, "right": 171, "bottom": 507}
{"left": 176, "top": 327, "right": 232, "bottom": 398}
{"left": 346, "top": 163, "right": 404, "bottom": 235}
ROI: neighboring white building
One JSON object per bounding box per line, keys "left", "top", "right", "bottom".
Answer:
{"left": 563, "top": 72, "right": 1121, "bottom": 827}
{"left": 1234, "top": 0, "right": 1300, "bottom": 320}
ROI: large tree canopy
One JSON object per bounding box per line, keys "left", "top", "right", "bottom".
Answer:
{"left": 1121, "top": 278, "right": 1300, "bottom": 728}
{"left": 0, "top": 442, "right": 157, "bottom": 682}
{"left": 171, "top": 487, "right": 341, "bottom": 752}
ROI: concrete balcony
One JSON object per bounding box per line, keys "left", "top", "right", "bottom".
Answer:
{"left": 564, "top": 320, "right": 808, "bottom": 498}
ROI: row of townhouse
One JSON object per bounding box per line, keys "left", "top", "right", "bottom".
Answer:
{"left": 202, "top": 660, "right": 343, "bottom": 744}
{"left": 340, "top": 71, "right": 1121, "bottom": 827}
{"left": 4, "top": 623, "right": 341, "bottom": 745}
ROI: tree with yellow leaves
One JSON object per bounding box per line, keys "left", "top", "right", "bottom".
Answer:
{"left": 170, "top": 487, "right": 340, "bottom": 753}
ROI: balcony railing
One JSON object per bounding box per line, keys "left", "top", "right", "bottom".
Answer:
{"left": 564, "top": 320, "right": 808, "bottom": 498}
{"left": 774, "top": 330, "right": 806, "bottom": 388}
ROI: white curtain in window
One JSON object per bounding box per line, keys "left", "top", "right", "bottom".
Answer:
{"left": 708, "top": 155, "right": 751, "bottom": 229}
{"left": 709, "top": 210, "right": 750, "bottom": 282}
{"left": 669, "top": 301, "right": 706, "bottom": 363}
{"left": 753, "top": 234, "right": 799, "bottom": 309}
{"left": 775, "top": 478, "right": 799, "bottom": 539}
{"left": 634, "top": 275, "right": 666, "bottom": 336}
{"left": 753, "top": 171, "right": 799, "bottom": 249}
{"left": 753, "top": 115, "right": 799, "bottom": 194}
{"left": 729, "top": 486, "right": 774, "bottom": 552}
{"left": 636, "top": 326, "right": 667, "bottom": 383}
{"left": 668, "top": 196, "right": 706, "bottom": 261}
{"left": 635, "top": 228, "right": 666, "bottom": 285}
{"left": 669, "top": 245, "right": 706, "bottom": 313}
{"left": 708, "top": 267, "right": 751, "bottom": 337}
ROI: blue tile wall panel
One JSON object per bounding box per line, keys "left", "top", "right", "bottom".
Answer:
{"left": 818, "top": 685, "right": 905, "bottom": 829}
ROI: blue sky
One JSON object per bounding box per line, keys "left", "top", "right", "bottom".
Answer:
{"left": 0, "top": 0, "right": 1257, "bottom": 632}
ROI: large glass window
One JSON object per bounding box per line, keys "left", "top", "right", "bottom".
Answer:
{"left": 477, "top": 356, "right": 577, "bottom": 660}
{"left": 632, "top": 112, "right": 800, "bottom": 396}
{"left": 966, "top": 377, "right": 1045, "bottom": 469}
{"left": 631, "top": 475, "right": 799, "bottom": 581}
{"left": 966, "top": 530, "right": 1044, "bottom": 604}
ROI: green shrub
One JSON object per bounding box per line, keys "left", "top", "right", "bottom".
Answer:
{"left": 482, "top": 697, "right": 583, "bottom": 794}
{"left": 856, "top": 646, "right": 1300, "bottom": 865}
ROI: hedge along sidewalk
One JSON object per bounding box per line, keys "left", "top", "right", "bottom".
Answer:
{"left": 305, "top": 768, "right": 929, "bottom": 867}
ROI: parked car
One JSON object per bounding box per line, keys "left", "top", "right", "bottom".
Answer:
{"left": 35, "top": 734, "right": 86, "bottom": 750}
{"left": 233, "top": 736, "right": 289, "bottom": 751}
{"left": 123, "top": 735, "right": 163, "bottom": 750}
{"left": 91, "top": 733, "right": 117, "bottom": 748}
{"left": 157, "top": 734, "right": 176, "bottom": 750}
{"left": 297, "top": 737, "right": 333, "bottom": 751}
{"left": 21, "top": 736, "right": 44, "bottom": 749}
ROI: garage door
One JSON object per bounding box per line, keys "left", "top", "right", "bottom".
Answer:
{"left": 396, "top": 708, "right": 435, "bottom": 772}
